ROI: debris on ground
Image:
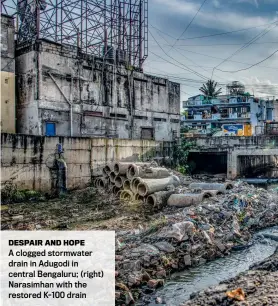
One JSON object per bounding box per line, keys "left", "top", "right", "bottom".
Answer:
{"left": 181, "top": 247, "right": 278, "bottom": 306}
{"left": 1, "top": 170, "right": 278, "bottom": 305}
{"left": 114, "top": 181, "right": 278, "bottom": 305}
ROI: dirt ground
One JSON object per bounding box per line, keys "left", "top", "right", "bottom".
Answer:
{"left": 1, "top": 187, "right": 158, "bottom": 231}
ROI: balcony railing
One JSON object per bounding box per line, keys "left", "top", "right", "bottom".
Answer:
{"left": 183, "top": 112, "right": 251, "bottom": 121}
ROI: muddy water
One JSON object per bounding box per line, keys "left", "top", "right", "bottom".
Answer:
{"left": 154, "top": 226, "right": 278, "bottom": 306}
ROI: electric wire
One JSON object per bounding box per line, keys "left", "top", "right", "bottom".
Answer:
{"left": 149, "top": 41, "right": 278, "bottom": 47}
{"left": 168, "top": 0, "right": 208, "bottom": 52}
{"left": 149, "top": 30, "right": 209, "bottom": 80}
{"left": 212, "top": 21, "right": 278, "bottom": 77}
{"left": 149, "top": 50, "right": 209, "bottom": 80}
{"left": 173, "top": 47, "right": 278, "bottom": 70}
{"left": 216, "top": 49, "right": 278, "bottom": 73}
{"left": 153, "top": 26, "right": 229, "bottom": 82}
{"left": 151, "top": 21, "right": 278, "bottom": 41}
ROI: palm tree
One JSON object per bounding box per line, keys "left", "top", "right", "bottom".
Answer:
{"left": 199, "top": 80, "right": 222, "bottom": 98}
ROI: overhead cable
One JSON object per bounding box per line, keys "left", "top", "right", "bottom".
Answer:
{"left": 168, "top": 0, "right": 208, "bottom": 52}
{"left": 216, "top": 49, "right": 278, "bottom": 73}
{"left": 149, "top": 31, "right": 208, "bottom": 80}
{"left": 212, "top": 21, "right": 278, "bottom": 76}
{"left": 151, "top": 21, "right": 278, "bottom": 41}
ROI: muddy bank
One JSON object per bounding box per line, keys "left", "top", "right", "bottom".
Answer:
{"left": 181, "top": 247, "right": 278, "bottom": 306}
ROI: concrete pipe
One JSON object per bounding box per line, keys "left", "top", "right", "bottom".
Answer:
{"left": 115, "top": 175, "right": 126, "bottom": 188}
{"left": 93, "top": 178, "right": 100, "bottom": 187}
{"left": 109, "top": 171, "right": 117, "bottom": 183}
{"left": 204, "top": 190, "right": 224, "bottom": 197}
{"left": 134, "top": 193, "right": 145, "bottom": 202}
{"left": 146, "top": 190, "right": 175, "bottom": 210}
{"left": 123, "top": 179, "right": 131, "bottom": 191}
{"left": 137, "top": 175, "right": 180, "bottom": 197}
{"left": 167, "top": 193, "right": 204, "bottom": 207}
{"left": 102, "top": 168, "right": 108, "bottom": 177}
{"left": 103, "top": 164, "right": 112, "bottom": 176}
{"left": 120, "top": 190, "right": 134, "bottom": 201}
{"left": 114, "top": 162, "right": 133, "bottom": 176}
{"left": 127, "top": 164, "right": 140, "bottom": 179}
{"left": 114, "top": 162, "right": 158, "bottom": 177}
{"left": 97, "top": 178, "right": 108, "bottom": 190}
{"left": 189, "top": 182, "right": 234, "bottom": 192}
{"left": 127, "top": 165, "right": 170, "bottom": 180}
{"left": 131, "top": 177, "right": 144, "bottom": 194}
{"left": 116, "top": 190, "right": 122, "bottom": 197}
{"left": 112, "top": 186, "right": 121, "bottom": 195}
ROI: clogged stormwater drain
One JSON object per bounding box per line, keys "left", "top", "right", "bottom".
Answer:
{"left": 145, "top": 226, "right": 278, "bottom": 306}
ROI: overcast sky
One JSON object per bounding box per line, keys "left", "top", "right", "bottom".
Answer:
{"left": 144, "top": 0, "right": 278, "bottom": 102}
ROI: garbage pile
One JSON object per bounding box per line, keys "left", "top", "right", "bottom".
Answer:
{"left": 114, "top": 181, "right": 278, "bottom": 305}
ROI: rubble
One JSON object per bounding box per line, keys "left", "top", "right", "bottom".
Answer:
{"left": 114, "top": 181, "right": 278, "bottom": 305}
{"left": 1, "top": 172, "right": 278, "bottom": 305}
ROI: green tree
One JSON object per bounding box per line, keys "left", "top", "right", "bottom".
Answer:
{"left": 199, "top": 80, "right": 222, "bottom": 98}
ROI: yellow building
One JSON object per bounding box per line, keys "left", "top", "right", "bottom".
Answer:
{"left": 1, "top": 71, "right": 15, "bottom": 133}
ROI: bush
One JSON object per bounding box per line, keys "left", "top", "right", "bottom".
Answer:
{"left": 173, "top": 139, "right": 196, "bottom": 174}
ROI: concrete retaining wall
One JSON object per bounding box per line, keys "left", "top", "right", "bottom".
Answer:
{"left": 1, "top": 133, "right": 172, "bottom": 192}
{"left": 186, "top": 136, "right": 278, "bottom": 179}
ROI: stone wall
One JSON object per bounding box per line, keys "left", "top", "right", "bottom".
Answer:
{"left": 16, "top": 39, "right": 180, "bottom": 141}
{"left": 1, "top": 133, "right": 172, "bottom": 192}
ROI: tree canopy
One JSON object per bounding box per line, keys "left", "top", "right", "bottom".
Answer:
{"left": 199, "top": 80, "right": 222, "bottom": 98}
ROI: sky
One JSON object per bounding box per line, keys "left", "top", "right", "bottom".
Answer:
{"left": 144, "top": 0, "right": 278, "bottom": 103}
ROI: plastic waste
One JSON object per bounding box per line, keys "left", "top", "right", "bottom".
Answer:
{"left": 226, "top": 288, "right": 245, "bottom": 301}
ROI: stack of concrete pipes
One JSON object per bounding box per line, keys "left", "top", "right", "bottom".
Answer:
{"left": 167, "top": 182, "right": 234, "bottom": 207}
{"left": 95, "top": 163, "right": 234, "bottom": 209}
{"left": 94, "top": 161, "right": 181, "bottom": 209}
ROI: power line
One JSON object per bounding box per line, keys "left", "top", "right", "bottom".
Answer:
{"left": 145, "top": 68, "right": 278, "bottom": 93}
{"left": 145, "top": 63, "right": 278, "bottom": 87}
{"left": 153, "top": 26, "right": 229, "bottom": 82}
{"left": 169, "top": 0, "right": 208, "bottom": 52}
{"left": 144, "top": 64, "right": 207, "bottom": 83}
{"left": 151, "top": 21, "right": 278, "bottom": 41}
{"left": 212, "top": 21, "right": 278, "bottom": 77}
{"left": 216, "top": 49, "right": 278, "bottom": 73}
{"left": 149, "top": 30, "right": 209, "bottom": 80}
{"left": 150, "top": 41, "right": 278, "bottom": 47}
{"left": 174, "top": 47, "right": 278, "bottom": 70}
{"left": 148, "top": 50, "right": 206, "bottom": 79}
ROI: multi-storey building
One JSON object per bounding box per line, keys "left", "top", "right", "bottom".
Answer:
{"left": 181, "top": 94, "right": 275, "bottom": 136}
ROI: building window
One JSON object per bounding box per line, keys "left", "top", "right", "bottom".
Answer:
{"left": 134, "top": 115, "right": 148, "bottom": 120}
{"left": 84, "top": 111, "right": 103, "bottom": 117}
{"left": 45, "top": 122, "right": 56, "bottom": 136}
{"left": 141, "top": 127, "right": 154, "bottom": 140}
{"left": 153, "top": 117, "right": 166, "bottom": 122}
{"left": 266, "top": 109, "right": 272, "bottom": 121}
{"left": 170, "top": 119, "right": 180, "bottom": 123}
{"left": 5, "top": 78, "right": 8, "bottom": 84}
{"left": 110, "top": 113, "right": 127, "bottom": 118}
